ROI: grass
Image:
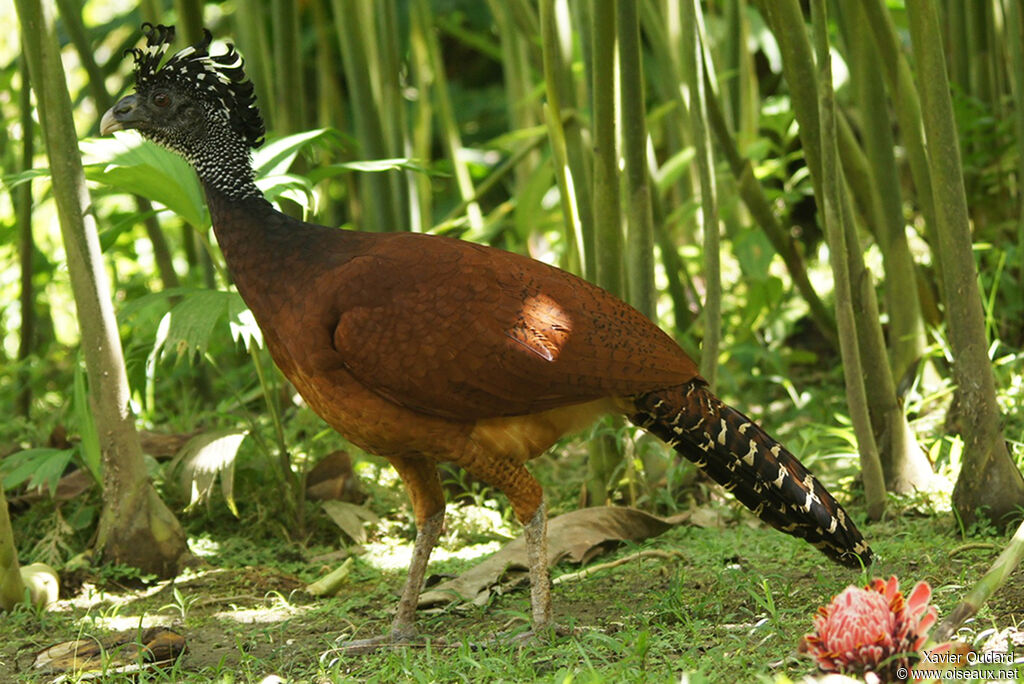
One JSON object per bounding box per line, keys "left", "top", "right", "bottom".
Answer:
{"left": 2, "top": 495, "right": 1022, "bottom": 682}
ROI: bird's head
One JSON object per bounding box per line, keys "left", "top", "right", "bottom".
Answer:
{"left": 101, "top": 24, "right": 265, "bottom": 189}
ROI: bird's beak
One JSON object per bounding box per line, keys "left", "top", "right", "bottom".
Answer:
{"left": 100, "top": 94, "right": 142, "bottom": 135}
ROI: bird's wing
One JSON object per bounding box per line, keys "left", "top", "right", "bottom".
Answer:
{"left": 328, "top": 233, "right": 699, "bottom": 421}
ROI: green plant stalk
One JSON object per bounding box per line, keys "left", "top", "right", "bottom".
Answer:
{"left": 58, "top": 0, "right": 181, "bottom": 293}
{"left": 681, "top": 0, "right": 720, "bottom": 386}
{"left": 332, "top": 0, "right": 399, "bottom": 232}
{"left": 440, "top": 129, "right": 550, "bottom": 227}
{"left": 173, "top": 0, "right": 204, "bottom": 45}
{"left": 375, "top": 0, "right": 413, "bottom": 233}
{"left": 16, "top": 56, "right": 35, "bottom": 417}
{"left": 589, "top": 0, "right": 622, "bottom": 297}
{"left": 585, "top": 0, "right": 624, "bottom": 508}
{"left": 540, "top": 0, "right": 595, "bottom": 277}
{"left": 702, "top": 81, "right": 836, "bottom": 346}
{"left": 905, "top": 0, "right": 1024, "bottom": 524}
{"left": 272, "top": 0, "right": 305, "bottom": 133}
{"left": 233, "top": 5, "right": 277, "bottom": 132}
{"left": 250, "top": 346, "right": 289, "bottom": 482}
{"left": 933, "top": 517, "right": 1024, "bottom": 643}
{"left": 488, "top": 0, "right": 542, "bottom": 195}
{"left": 543, "top": 104, "right": 585, "bottom": 275}
{"left": 809, "top": 0, "right": 886, "bottom": 521}
{"left": 1006, "top": 0, "right": 1024, "bottom": 283}
{"left": 838, "top": 0, "right": 927, "bottom": 387}
{"left": 617, "top": 0, "right": 656, "bottom": 320}
{"left": 408, "top": 2, "right": 435, "bottom": 233}
{"left": 412, "top": 0, "right": 484, "bottom": 232}
{"left": 860, "top": 0, "right": 939, "bottom": 281}
{"left": 15, "top": 0, "right": 189, "bottom": 577}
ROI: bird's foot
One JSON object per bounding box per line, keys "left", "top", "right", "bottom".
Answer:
{"left": 494, "top": 619, "right": 585, "bottom": 646}
{"left": 335, "top": 628, "right": 442, "bottom": 655}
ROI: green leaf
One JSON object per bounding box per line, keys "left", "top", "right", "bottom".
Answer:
{"left": 156, "top": 290, "right": 240, "bottom": 361}
{"left": 0, "top": 168, "right": 51, "bottom": 192}
{"left": 1, "top": 449, "right": 73, "bottom": 494}
{"left": 252, "top": 128, "right": 335, "bottom": 178}
{"left": 80, "top": 132, "right": 208, "bottom": 229}
{"left": 227, "top": 295, "right": 263, "bottom": 351}
{"left": 73, "top": 358, "right": 102, "bottom": 484}
{"left": 170, "top": 428, "right": 248, "bottom": 515}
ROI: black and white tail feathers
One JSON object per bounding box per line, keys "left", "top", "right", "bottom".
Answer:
{"left": 631, "top": 381, "right": 873, "bottom": 568}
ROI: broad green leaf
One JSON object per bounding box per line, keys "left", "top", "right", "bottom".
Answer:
{"left": 228, "top": 296, "right": 263, "bottom": 351}
{"left": 0, "top": 449, "right": 73, "bottom": 494}
{"left": 157, "top": 290, "right": 239, "bottom": 360}
{"left": 81, "top": 132, "right": 208, "bottom": 229}
{"left": 0, "top": 168, "right": 51, "bottom": 191}
{"left": 170, "top": 428, "right": 248, "bottom": 515}
{"left": 252, "top": 128, "right": 335, "bottom": 178}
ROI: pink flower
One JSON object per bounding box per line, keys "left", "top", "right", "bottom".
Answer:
{"left": 802, "top": 576, "right": 940, "bottom": 682}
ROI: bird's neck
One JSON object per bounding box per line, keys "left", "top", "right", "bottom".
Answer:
{"left": 186, "top": 138, "right": 262, "bottom": 202}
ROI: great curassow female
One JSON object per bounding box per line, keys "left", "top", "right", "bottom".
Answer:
{"left": 102, "top": 24, "right": 872, "bottom": 646}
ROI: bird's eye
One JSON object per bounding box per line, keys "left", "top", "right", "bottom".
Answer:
{"left": 153, "top": 92, "right": 171, "bottom": 107}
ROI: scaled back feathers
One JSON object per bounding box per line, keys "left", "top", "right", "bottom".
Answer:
{"left": 129, "top": 23, "right": 265, "bottom": 148}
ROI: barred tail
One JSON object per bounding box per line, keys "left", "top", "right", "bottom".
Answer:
{"left": 630, "top": 381, "right": 873, "bottom": 568}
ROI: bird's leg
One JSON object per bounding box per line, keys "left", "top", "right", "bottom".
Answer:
{"left": 390, "top": 508, "right": 444, "bottom": 640}
{"left": 523, "top": 501, "right": 552, "bottom": 629}
{"left": 339, "top": 456, "right": 444, "bottom": 653}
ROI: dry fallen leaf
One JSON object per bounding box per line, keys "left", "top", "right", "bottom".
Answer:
{"left": 418, "top": 505, "right": 696, "bottom": 607}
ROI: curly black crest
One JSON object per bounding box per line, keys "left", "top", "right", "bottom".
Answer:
{"left": 128, "top": 23, "right": 265, "bottom": 149}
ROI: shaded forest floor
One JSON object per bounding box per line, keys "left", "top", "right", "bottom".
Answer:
{"left": 2, "top": 506, "right": 1022, "bottom": 682}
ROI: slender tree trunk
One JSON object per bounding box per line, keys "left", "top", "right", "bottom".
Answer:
{"left": 16, "top": 57, "right": 36, "bottom": 417}
{"left": 15, "top": 0, "right": 190, "bottom": 577}
{"left": 809, "top": 0, "right": 886, "bottom": 521}
{"left": 838, "top": 0, "right": 928, "bottom": 386}
{"left": 540, "top": 0, "right": 595, "bottom": 277}
{"left": 681, "top": 0, "right": 721, "bottom": 386}
{"left": 585, "top": 0, "right": 623, "bottom": 506}
{"left": 762, "top": 0, "right": 888, "bottom": 513}
{"left": 905, "top": 0, "right": 1024, "bottom": 526}
{"left": 618, "top": 0, "right": 656, "bottom": 320}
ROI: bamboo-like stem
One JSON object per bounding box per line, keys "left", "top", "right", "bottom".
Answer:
{"left": 15, "top": 0, "right": 189, "bottom": 576}
{"left": 408, "top": 4, "right": 434, "bottom": 234}
{"left": 809, "top": 0, "right": 886, "bottom": 521}
{"left": 376, "top": 0, "right": 413, "bottom": 233}
{"left": 860, "top": 0, "right": 939, "bottom": 281}
{"left": 173, "top": 0, "right": 203, "bottom": 43}
{"left": 590, "top": 0, "right": 621, "bottom": 297}
{"left": 681, "top": 0, "right": 720, "bottom": 386}
{"left": 58, "top": 0, "right": 181, "bottom": 293}
{"left": 702, "top": 81, "right": 836, "bottom": 346}
{"left": 333, "top": 0, "right": 400, "bottom": 232}
{"left": 233, "top": 6, "right": 276, "bottom": 133}
{"left": 272, "top": 0, "right": 305, "bottom": 133}
{"left": 585, "top": 0, "right": 622, "bottom": 507}
{"left": 617, "top": 0, "right": 655, "bottom": 320}
{"left": 540, "top": 0, "right": 594, "bottom": 277}
{"left": 489, "top": 0, "right": 542, "bottom": 194}
{"left": 1005, "top": 0, "right": 1024, "bottom": 284}
{"left": 16, "top": 57, "right": 36, "bottom": 417}
{"left": 412, "top": 0, "right": 484, "bottom": 232}
{"left": 838, "top": 0, "right": 927, "bottom": 387}
{"left": 905, "top": 0, "right": 1024, "bottom": 524}
{"left": 932, "top": 518, "right": 1024, "bottom": 643}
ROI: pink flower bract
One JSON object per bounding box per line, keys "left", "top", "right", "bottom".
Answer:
{"left": 802, "top": 576, "right": 938, "bottom": 682}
